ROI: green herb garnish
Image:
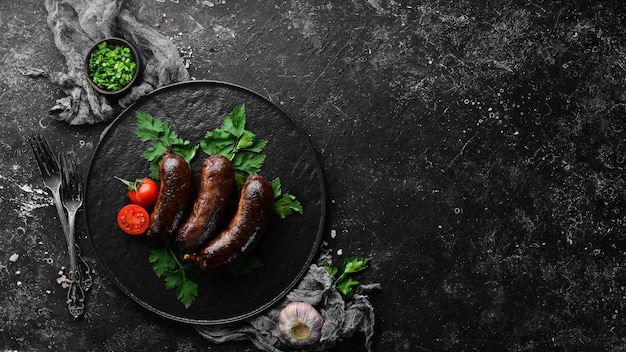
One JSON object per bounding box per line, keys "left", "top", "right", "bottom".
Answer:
{"left": 149, "top": 243, "right": 199, "bottom": 308}
{"left": 200, "top": 103, "right": 268, "bottom": 187}
{"left": 271, "top": 177, "right": 303, "bottom": 219}
{"left": 88, "top": 41, "right": 137, "bottom": 91}
{"left": 324, "top": 257, "right": 370, "bottom": 302}
{"left": 135, "top": 112, "right": 198, "bottom": 179}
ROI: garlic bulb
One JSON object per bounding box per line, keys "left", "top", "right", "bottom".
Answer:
{"left": 278, "top": 302, "right": 324, "bottom": 346}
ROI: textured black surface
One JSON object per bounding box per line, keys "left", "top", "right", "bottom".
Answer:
{"left": 3, "top": 0, "right": 626, "bottom": 351}
{"left": 85, "top": 81, "right": 325, "bottom": 324}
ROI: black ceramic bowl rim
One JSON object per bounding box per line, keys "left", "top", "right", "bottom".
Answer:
{"left": 84, "top": 37, "right": 140, "bottom": 96}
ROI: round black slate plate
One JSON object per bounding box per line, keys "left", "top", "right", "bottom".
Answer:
{"left": 84, "top": 81, "right": 325, "bottom": 325}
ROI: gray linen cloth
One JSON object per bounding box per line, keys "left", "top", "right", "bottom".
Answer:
{"left": 195, "top": 252, "right": 380, "bottom": 352}
{"left": 25, "top": 0, "right": 189, "bottom": 125}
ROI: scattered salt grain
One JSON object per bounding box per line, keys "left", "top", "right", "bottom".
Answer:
{"left": 15, "top": 270, "right": 21, "bottom": 275}
{"left": 56, "top": 276, "right": 70, "bottom": 289}
{"left": 336, "top": 249, "right": 343, "bottom": 256}
{"left": 9, "top": 253, "right": 19, "bottom": 262}
{"left": 330, "top": 229, "right": 337, "bottom": 239}
{"left": 17, "top": 281, "right": 22, "bottom": 286}
{"left": 45, "top": 290, "right": 52, "bottom": 294}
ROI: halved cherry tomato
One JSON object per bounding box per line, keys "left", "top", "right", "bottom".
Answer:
{"left": 115, "top": 177, "right": 159, "bottom": 210}
{"left": 117, "top": 204, "right": 150, "bottom": 235}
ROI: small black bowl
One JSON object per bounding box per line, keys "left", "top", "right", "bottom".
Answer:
{"left": 84, "top": 37, "right": 141, "bottom": 96}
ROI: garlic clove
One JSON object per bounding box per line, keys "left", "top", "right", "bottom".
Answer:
{"left": 278, "top": 301, "right": 324, "bottom": 347}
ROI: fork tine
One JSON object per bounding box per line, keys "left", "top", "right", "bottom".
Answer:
{"left": 28, "top": 134, "right": 59, "bottom": 178}
{"left": 41, "top": 135, "right": 61, "bottom": 176}
{"left": 28, "top": 135, "right": 48, "bottom": 176}
{"left": 60, "top": 153, "right": 71, "bottom": 197}
{"left": 72, "top": 156, "right": 83, "bottom": 199}
{"left": 28, "top": 137, "right": 41, "bottom": 172}
{"left": 60, "top": 152, "right": 82, "bottom": 200}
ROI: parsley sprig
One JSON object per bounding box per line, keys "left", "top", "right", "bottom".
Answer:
{"left": 200, "top": 103, "right": 268, "bottom": 187}
{"left": 149, "top": 243, "right": 199, "bottom": 309}
{"left": 271, "top": 178, "right": 303, "bottom": 219}
{"left": 324, "top": 257, "right": 370, "bottom": 303}
{"left": 199, "top": 104, "right": 302, "bottom": 217}
{"left": 135, "top": 112, "right": 198, "bottom": 179}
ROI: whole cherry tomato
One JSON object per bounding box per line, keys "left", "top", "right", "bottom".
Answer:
{"left": 116, "top": 204, "right": 150, "bottom": 235}
{"left": 115, "top": 177, "right": 159, "bottom": 210}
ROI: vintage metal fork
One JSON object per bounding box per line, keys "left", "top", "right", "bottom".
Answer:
{"left": 28, "top": 134, "right": 90, "bottom": 318}
{"left": 28, "top": 134, "right": 69, "bottom": 239}
{"left": 59, "top": 152, "right": 85, "bottom": 319}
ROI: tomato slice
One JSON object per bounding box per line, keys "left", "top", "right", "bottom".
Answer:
{"left": 117, "top": 204, "right": 150, "bottom": 235}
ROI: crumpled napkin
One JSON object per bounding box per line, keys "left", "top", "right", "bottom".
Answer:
{"left": 24, "top": 0, "right": 189, "bottom": 125}
{"left": 195, "top": 252, "right": 380, "bottom": 352}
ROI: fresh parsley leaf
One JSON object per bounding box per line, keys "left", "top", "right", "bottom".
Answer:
{"left": 172, "top": 142, "right": 198, "bottom": 164}
{"left": 164, "top": 271, "right": 182, "bottom": 289}
{"left": 323, "top": 263, "right": 338, "bottom": 278}
{"left": 141, "top": 142, "right": 168, "bottom": 162}
{"left": 343, "top": 257, "right": 369, "bottom": 275}
{"left": 136, "top": 112, "right": 165, "bottom": 141}
{"left": 232, "top": 151, "right": 266, "bottom": 175}
{"left": 149, "top": 248, "right": 177, "bottom": 277}
{"left": 324, "top": 256, "right": 370, "bottom": 302}
{"left": 225, "top": 103, "right": 246, "bottom": 137}
{"left": 201, "top": 129, "right": 235, "bottom": 156}
{"left": 271, "top": 178, "right": 303, "bottom": 219}
{"left": 135, "top": 112, "right": 198, "bottom": 179}
{"left": 270, "top": 178, "right": 283, "bottom": 198}
{"left": 236, "top": 130, "right": 256, "bottom": 150}
{"left": 177, "top": 279, "right": 199, "bottom": 309}
{"left": 336, "top": 277, "right": 361, "bottom": 297}
{"left": 148, "top": 243, "right": 199, "bottom": 308}
{"left": 199, "top": 104, "right": 268, "bottom": 183}
{"left": 274, "top": 194, "right": 303, "bottom": 219}
{"left": 245, "top": 138, "right": 268, "bottom": 153}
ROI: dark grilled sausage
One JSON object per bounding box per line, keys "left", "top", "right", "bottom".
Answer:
{"left": 185, "top": 174, "right": 274, "bottom": 273}
{"left": 175, "top": 155, "right": 235, "bottom": 254}
{"left": 146, "top": 150, "right": 194, "bottom": 242}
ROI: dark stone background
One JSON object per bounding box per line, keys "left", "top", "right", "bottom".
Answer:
{"left": 2, "top": 0, "right": 626, "bottom": 351}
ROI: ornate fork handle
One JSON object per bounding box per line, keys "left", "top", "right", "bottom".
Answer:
{"left": 60, "top": 152, "right": 86, "bottom": 318}
{"left": 76, "top": 244, "right": 93, "bottom": 291}
{"left": 52, "top": 185, "right": 91, "bottom": 291}
{"left": 66, "top": 268, "right": 85, "bottom": 319}
{"left": 53, "top": 182, "right": 86, "bottom": 318}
